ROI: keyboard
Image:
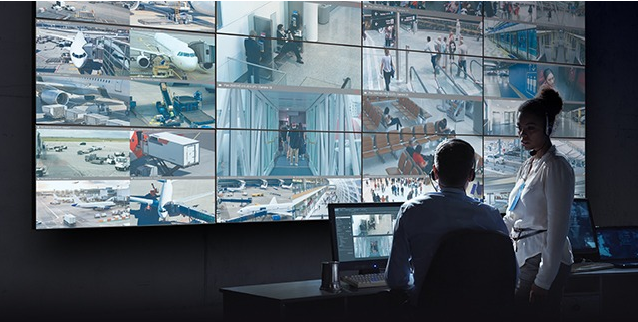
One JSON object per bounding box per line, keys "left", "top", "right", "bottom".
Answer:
{"left": 340, "top": 273, "right": 388, "bottom": 288}
{"left": 571, "top": 261, "right": 615, "bottom": 273}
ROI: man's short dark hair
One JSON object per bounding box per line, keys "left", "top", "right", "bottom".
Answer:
{"left": 434, "top": 139, "right": 475, "bottom": 187}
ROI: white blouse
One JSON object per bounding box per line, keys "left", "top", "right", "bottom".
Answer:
{"left": 503, "top": 145, "right": 575, "bottom": 290}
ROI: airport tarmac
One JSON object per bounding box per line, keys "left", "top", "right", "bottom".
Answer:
{"left": 130, "top": 3, "right": 216, "bottom": 32}
{"left": 37, "top": 137, "right": 130, "bottom": 179}
{"left": 37, "top": 1, "right": 130, "bottom": 25}
{"left": 129, "top": 81, "right": 215, "bottom": 128}
{"left": 36, "top": 192, "right": 130, "bottom": 230}
{"left": 129, "top": 30, "right": 215, "bottom": 82}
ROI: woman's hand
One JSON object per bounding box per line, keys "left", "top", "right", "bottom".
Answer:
{"left": 529, "top": 283, "right": 548, "bottom": 303}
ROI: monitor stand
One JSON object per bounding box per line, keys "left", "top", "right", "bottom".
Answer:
{"left": 359, "top": 267, "right": 382, "bottom": 275}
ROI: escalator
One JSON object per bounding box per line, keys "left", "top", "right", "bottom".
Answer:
{"left": 439, "top": 60, "right": 484, "bottom": 96}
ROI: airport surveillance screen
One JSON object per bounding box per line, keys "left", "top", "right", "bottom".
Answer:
{"left": 34, "top": 1, "right": 586, "bottom": 229}
{"left": 329, "top": 202, "right": 402, "bottom": 272}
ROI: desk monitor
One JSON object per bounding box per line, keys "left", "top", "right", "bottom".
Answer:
{"left": 568, "top": 198, "right": 600, "bottom": 262}
{"left": 328, "top": 202, "right": 402, "bottom": 273}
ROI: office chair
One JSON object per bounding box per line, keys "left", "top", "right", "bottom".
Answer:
{"left": 416, "top": 229, "right": 517, "bottom": 322}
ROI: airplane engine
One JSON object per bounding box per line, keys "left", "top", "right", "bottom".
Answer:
{"left": 136, "top": 55, "right": 151, "bottom": 68}
{"left": 40, "top": 90, "right": 69, "bottom": 105}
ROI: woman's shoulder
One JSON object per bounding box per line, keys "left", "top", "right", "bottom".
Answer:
{"left": 544, "top": 148, "right": 575, "bottom": 171}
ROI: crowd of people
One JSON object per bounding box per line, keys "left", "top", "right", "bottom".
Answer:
{"left": 366, "top": 177, "right": 430, "bottom": 203}
{"left": 424, "top": 32, "right": 467, "bottom": 78}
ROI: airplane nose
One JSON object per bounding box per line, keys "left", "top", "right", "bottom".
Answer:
{"left": 71, "top": 57, "right": 81, "bottom": 68}
{"left": 184, "top": 58, "right": 198, "bottom": 72}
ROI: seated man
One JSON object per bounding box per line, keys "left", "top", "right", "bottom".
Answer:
{"left": 276, "top": 24, "right": 304, "bottom": 64}
{"left": 434, "top": 118, "right": 455, "bottom": 136}
{"left": 385, "top": 139, "right": 509, "bottom": 309}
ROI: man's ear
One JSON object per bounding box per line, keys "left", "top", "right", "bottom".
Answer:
{"left": 430, "top": 165, "right": 438, "bottom": 181}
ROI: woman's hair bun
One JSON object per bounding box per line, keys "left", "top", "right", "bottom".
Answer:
{"left": 538, "top": 85, "right": 563, "bottom": 115}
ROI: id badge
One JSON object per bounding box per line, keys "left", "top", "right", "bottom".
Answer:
{"left": 508, "top": 180, "right": 525, "bottom": 212}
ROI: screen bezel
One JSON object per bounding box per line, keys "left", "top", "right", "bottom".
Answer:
{"left": 570, "top": 198, "right": 600, "bottom": 262}
{"left": 328, "top": 202, "right": 403, "bottom": 273}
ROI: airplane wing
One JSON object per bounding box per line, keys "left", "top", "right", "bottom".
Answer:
{"left": 267, "top": 210, "right": 294, "bottom": 218}
{"left": 130, "top": 46, "right": 162, "bottom": 57}
{"left": 38, "top": 28, "right": 77, "bottom": 43}
{"left": 130, "top": 196, "right": 155, "bottom": 206}
{"left": 36, "top": 80, "right": 100, "bottom": 96}
{"left": 40, "top": 27, "right": 124, "bottom": 39}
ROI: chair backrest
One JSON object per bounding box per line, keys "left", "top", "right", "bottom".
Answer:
{"left": 416, "top": 229, "right": 517, "bottom": 321}
{"left": 400, "top": 126, "right": 414, "bottom": 142}
{"left": 388, "top": 130, "right": 401, "bottom": 146}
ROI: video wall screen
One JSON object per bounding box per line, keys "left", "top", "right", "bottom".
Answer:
{"left": 35, "top": 1, "right": 586, "bottom": 229}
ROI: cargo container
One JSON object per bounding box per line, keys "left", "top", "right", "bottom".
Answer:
{"left": 84, "top": 114, "right": 110, "bottom": 126}
{"left": 63, "top": 214, "right": 76, "bottom": 226}
{"left": 106, "top": 119, "right": 129, "bottom": 126}
{"left": 42, "top": 104, "right": 65, "bottom": 119}
{"left": 142, "top": 132, "right": 199, "bottom": 168}
{"left": 65, "top": 108, "right": 86, "bottom": 123}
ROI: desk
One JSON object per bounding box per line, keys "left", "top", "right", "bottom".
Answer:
{"left": 562, "top": 267, "right": 638, "bottom": 321}
{"left": 221, "top": 268, "right": 638, "bottom": 321}
{"left": 220, "top": 279, "right": 389, "bottom": 321}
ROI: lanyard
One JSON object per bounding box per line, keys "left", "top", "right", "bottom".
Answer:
{"left": 508, "top": 181, "right": 525, "bottom": 212}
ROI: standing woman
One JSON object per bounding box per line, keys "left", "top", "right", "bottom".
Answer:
{"left": 380, "top": 48, "right": 393, "bottom": 91}
{"left": 504, "top": 86, "right": 574, "bottom": 321}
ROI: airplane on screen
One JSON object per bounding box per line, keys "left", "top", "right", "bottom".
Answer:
{"left": 128, "top": 1, "right": 216, "bottom": 16}
{"left": 225, "top": 180, "right": 246, "bottom": 193}
{"left": 236, "top": 197, "right": 295, "bottom": 219}
{"left": 130, "top": 179, "right": 174, "bottom": 220}
{"left": 35, "top": 74, "right": 129, "bottom": 106}
{"left": 279, "top": 179, "right": 293, "bottom": 190}
{"left": 131, "top": 32, "right": 206, "bottom": 72}
{"left": 37, "top": 27, "right": 128, "bottom": 75}
{"left": 71, "top": 196, "right": 116, "bottom": 210}
{"left": 130, "top": 179, "right": 215, "bottom": 221}
{"left": 259, "top": 179, "right": 268, "bottom": 190}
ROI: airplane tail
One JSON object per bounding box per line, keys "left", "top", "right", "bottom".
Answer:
{"left": 269, "top": 197, "right": 278, "bottom": 205}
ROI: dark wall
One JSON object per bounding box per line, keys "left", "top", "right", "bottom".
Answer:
{"left": 0, "top": 2, "right": 635, "bottom": 321}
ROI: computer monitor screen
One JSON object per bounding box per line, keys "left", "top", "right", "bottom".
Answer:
{"left": 596, "top": 226, "right": 638, "bottom": 261}
{"left": 328, "top": 202, "right": 402, "bottom": 273}
{"left": 568, "top": 198, "right": 599, "bottom": 262}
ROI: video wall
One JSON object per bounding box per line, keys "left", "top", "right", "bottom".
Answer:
{"left": 34, "top": 1, "right": 586, "bottom": 229}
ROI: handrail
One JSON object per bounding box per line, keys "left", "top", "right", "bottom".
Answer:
{"left": 432, "top": 66, "right": 445, "bottom": 95}
{"left": 409, "top": 66, "right": 428, "bottom": 94}
{"left": 469, "top": 59, "right": 483, "bottom": 85}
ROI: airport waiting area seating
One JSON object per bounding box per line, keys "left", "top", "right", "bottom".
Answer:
{"left": 363, "top": 99, "right": 384, "bottom": 131}
{"left": 392, "top": 97, "right": 421, "bottom": 121}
